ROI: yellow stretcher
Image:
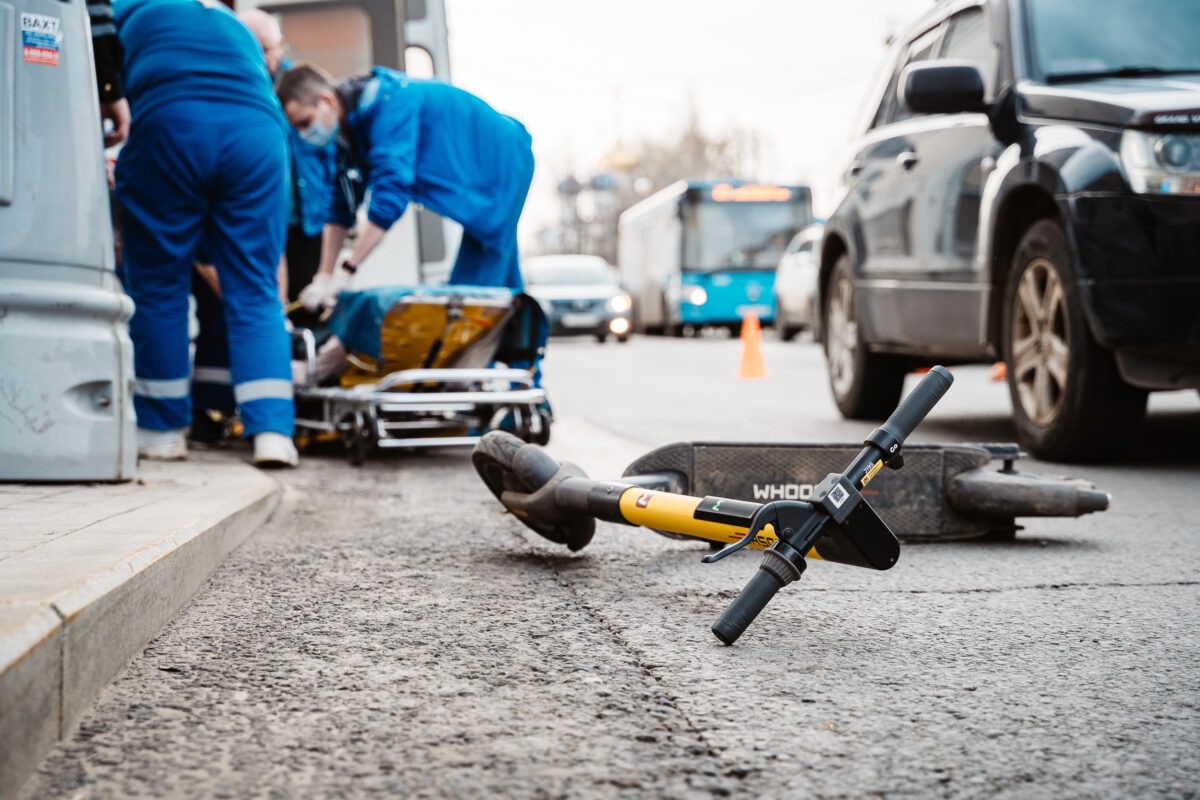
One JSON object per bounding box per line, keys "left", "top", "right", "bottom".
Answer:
{"left": 292, "top": 286, "right": 550, "bottom": 464}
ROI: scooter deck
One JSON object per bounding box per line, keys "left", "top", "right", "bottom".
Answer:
{"left": 622, "top": 441, "right": 1108, "bottom": 541}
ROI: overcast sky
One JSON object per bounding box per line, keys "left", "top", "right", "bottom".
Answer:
{"left": 444, "top": 0, "right": 932, "bottom": 245}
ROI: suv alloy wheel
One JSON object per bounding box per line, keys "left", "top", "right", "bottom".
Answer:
{"left": 823, "top": 255, "right": 908, "bottom": 419}
{"left": 1002, "top": 220, "right": 1147, "bottom": 461}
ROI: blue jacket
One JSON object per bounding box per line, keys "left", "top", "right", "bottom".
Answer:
{"left": 274, "top": 58, "right": 334, "bottom": 237}
{"left": 288, "top": 128, "right": 334, "bottom": 237}
{"left": 114, "top": 0, "right": 280, "bottom": 123}
{"left": 331, "top": 68, "right": 534, "bottom": 245}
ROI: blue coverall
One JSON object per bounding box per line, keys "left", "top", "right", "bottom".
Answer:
{"left": 333, "top": 68, "right": 535, "bottom": 290}
{"left": 190, "top": 128, "right": 333, "bottom": 423}
{"left": 114, "top": 0, "right": 293, "bottom": 436}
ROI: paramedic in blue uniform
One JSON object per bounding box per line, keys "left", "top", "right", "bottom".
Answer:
{"left": 113, "top": 0, "right": 296, "bottom": 466}
{"left": 188, "top": 10, "right": 334, "bottom": 444}
{"left": 274, "top": 64, "right": 536, "bottom": 310}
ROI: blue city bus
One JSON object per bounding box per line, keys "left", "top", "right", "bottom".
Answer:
{"left": 618, "top": 180, "right": 813, "bottom": 334}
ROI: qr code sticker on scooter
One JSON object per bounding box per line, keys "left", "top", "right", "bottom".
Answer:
{"left": 828, "top": 483, "right": 849, "bottom": 508}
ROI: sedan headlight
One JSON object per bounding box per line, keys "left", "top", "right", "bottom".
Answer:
{"left": 1121, "top": 130, "right": 1200, "bottom": 195}
{"left": 607, "top": 293, "right": 632, "bottom": 313}
{"left": 685, "top": 286, "right": 708, "bottom": 306}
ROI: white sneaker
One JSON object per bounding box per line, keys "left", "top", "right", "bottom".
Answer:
{"left": 137, "top": 428, "right": 188, "bottom": 461}
{"left": 253, "top": 432, "right": 298, "bottom": 469}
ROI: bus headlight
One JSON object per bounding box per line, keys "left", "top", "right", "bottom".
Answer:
{"left": 607, "top": 293, "right": 632, "bottom": 313}
{"left": 1121, "top": 130, "right": 1200, "bottom": 194}
{"left": 685, "top": 286, "right": 708, "bottom": 306}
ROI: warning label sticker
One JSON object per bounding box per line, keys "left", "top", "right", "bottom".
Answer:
{"left": 21, "top": 13, "right": 61, "bottom": 66}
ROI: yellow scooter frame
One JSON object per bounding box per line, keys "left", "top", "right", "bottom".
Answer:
{"left": 474, "top": 367, "right": 956, "bottom": 643}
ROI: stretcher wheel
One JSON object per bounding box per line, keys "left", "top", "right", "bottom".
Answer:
{"left": 509, "top": 406, "right": 551, "bottom": 447}
{"left": 343, "top": 410, "right": 376, "bottom": 467}
{"left": 472, "top": 431, "right": 593, "bottom": 551}
{"left": 530, "top": 409, "right": 551, "bottom": 446}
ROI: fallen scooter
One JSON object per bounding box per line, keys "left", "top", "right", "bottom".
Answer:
{"left": 473, "top": 367, "right": 1111, "bottom": 644}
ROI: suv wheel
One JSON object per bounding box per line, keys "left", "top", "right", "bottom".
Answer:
{"left": 1002, "top": 220, "right": 1147, "bottom": 461}
{"left": 823, "top": 255, "right": 907, "bottom": 418}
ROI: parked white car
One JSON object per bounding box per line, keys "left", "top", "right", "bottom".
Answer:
{"left": 773, "top": 223, "right": 823, "bottom": 341}
{"left": 523, "top": 255, "right": 632, "bottom": 343}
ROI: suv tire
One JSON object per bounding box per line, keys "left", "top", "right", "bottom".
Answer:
{"left": 1002, "top": 220, "right": 1147, "bottom": 461}
{"left": 823, "top": 254, "right": 908, "bottom": 419}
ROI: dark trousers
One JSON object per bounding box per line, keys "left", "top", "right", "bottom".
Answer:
{"left": 285, "top": 225, "right": 322, "bottom": 301}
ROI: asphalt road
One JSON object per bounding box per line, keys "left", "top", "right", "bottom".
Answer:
{"left": 23, "top": 334, "right": 1200, "bottom": 799}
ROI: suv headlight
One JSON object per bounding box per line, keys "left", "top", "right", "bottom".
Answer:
{"left": 685, "top": 286, "right": 707, "bottom": 306}
{"left": 607, "top": 293, "right": 632, "bottom": 313}
{"left": 1120, "top": 130, "right": 1200, "bottom": 195}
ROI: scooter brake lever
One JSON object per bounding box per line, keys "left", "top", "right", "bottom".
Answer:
{"left": 702, "top": 503, "right": 779, "bottom": 564}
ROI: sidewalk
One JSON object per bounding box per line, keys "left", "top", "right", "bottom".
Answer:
{"left": 0, "top": 452, "right": 280, "bottom": 799}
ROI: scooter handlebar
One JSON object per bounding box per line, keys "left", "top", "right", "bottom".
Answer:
{"left": 711, "top": 547, "right": 805, "bottom": 645}
{"left": 711, "top": 566, "right": 785, "bottom": 646}
{"left": 710, "top": 368, "right": 954, "bottom": 645}
{"left": 877, "top": 366, "right": 954, "bottom": 447}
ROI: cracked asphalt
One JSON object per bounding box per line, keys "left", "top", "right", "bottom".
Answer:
{"left": 22, "top": 337, "right": 1200, "bottom": 799}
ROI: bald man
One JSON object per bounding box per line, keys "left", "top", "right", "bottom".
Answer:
{"left": 187, "top": 8, "right": 336, "bottom": 448}
{"left": 237, "top": 8, "right": 332, "bottom": 305}
{"left": 238, "top": 8, "right": 285, "bottom": 78}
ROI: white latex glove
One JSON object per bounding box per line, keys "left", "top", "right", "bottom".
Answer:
{"left": 297, "top": 273, "right": 332, "bottom": 312}
{"left": 298, "top": 271, "right": 352, "bottom": 312}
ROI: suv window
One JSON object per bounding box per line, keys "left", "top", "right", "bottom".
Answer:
{"left": 1027, "top": 0, "right": 1200, "bottom": 79}
{"left": 939, "top": 6, "right": 998, "bottom": 100}
{"left": 870, "top": 24, "right": 945, "bottom": 129}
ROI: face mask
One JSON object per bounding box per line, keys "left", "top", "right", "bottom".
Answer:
{"left": 300, "top": 118, "right": 338, "bottom": 147}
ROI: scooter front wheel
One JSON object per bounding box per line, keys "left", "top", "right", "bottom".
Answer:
{"left": 472, "top": 431, "right": 594, "bottom": 551}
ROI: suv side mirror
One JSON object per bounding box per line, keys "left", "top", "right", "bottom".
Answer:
{"left": 900, "top": 60, "right": 986, "bottom": 115}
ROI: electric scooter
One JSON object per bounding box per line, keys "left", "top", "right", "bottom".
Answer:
{"left": 473, "top": 367, "right": 1110, "bottom": 644}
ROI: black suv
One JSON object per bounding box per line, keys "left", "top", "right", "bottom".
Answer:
{"left": 819, "top": 0, "right": 1200, "bottom": 461}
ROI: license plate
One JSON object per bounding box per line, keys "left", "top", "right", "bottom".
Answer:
{"left": 560, "top": 313, "right": 600, "bottom": 328}
{"left": 736, "top": 304, "right": 771, "bottom": 318}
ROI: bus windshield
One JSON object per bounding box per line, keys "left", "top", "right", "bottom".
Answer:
{"left": 682, "top": 199, "right": 811, "bottom": 271}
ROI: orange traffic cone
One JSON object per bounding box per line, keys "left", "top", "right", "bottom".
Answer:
{"left": 990, "top": 361, "right": 1007, "bottom": 382}
{"left": 737, "top": 314, "right": 768, "bottom": 379}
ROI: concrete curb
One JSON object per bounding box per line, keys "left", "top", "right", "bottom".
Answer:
{"left": 0, "top": 456, "right": 281, "bottom": 799}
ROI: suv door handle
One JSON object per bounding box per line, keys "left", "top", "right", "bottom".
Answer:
{"left": 897, "top": 151, "right": 919, "bottom": 170}
{"left": 847, "top": 161, "right": 864, "bottom": 178}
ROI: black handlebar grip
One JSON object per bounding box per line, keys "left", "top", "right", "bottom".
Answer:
{"left": 711, "top": 567, "right": 785, "bottom": 645}
{"left": 878, "top": 365, "right": 954, "bottom": 446}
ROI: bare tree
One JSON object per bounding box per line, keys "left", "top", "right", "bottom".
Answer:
{"left": 627, "top": 104, "right": 762, "bottom": 195}
{"left": 546, "top": 107, "right": 764, "bottom": 262}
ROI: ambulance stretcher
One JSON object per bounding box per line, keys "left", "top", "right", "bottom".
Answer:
{"left": 291, "top": 286, "right": 550, "bottom": 464}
